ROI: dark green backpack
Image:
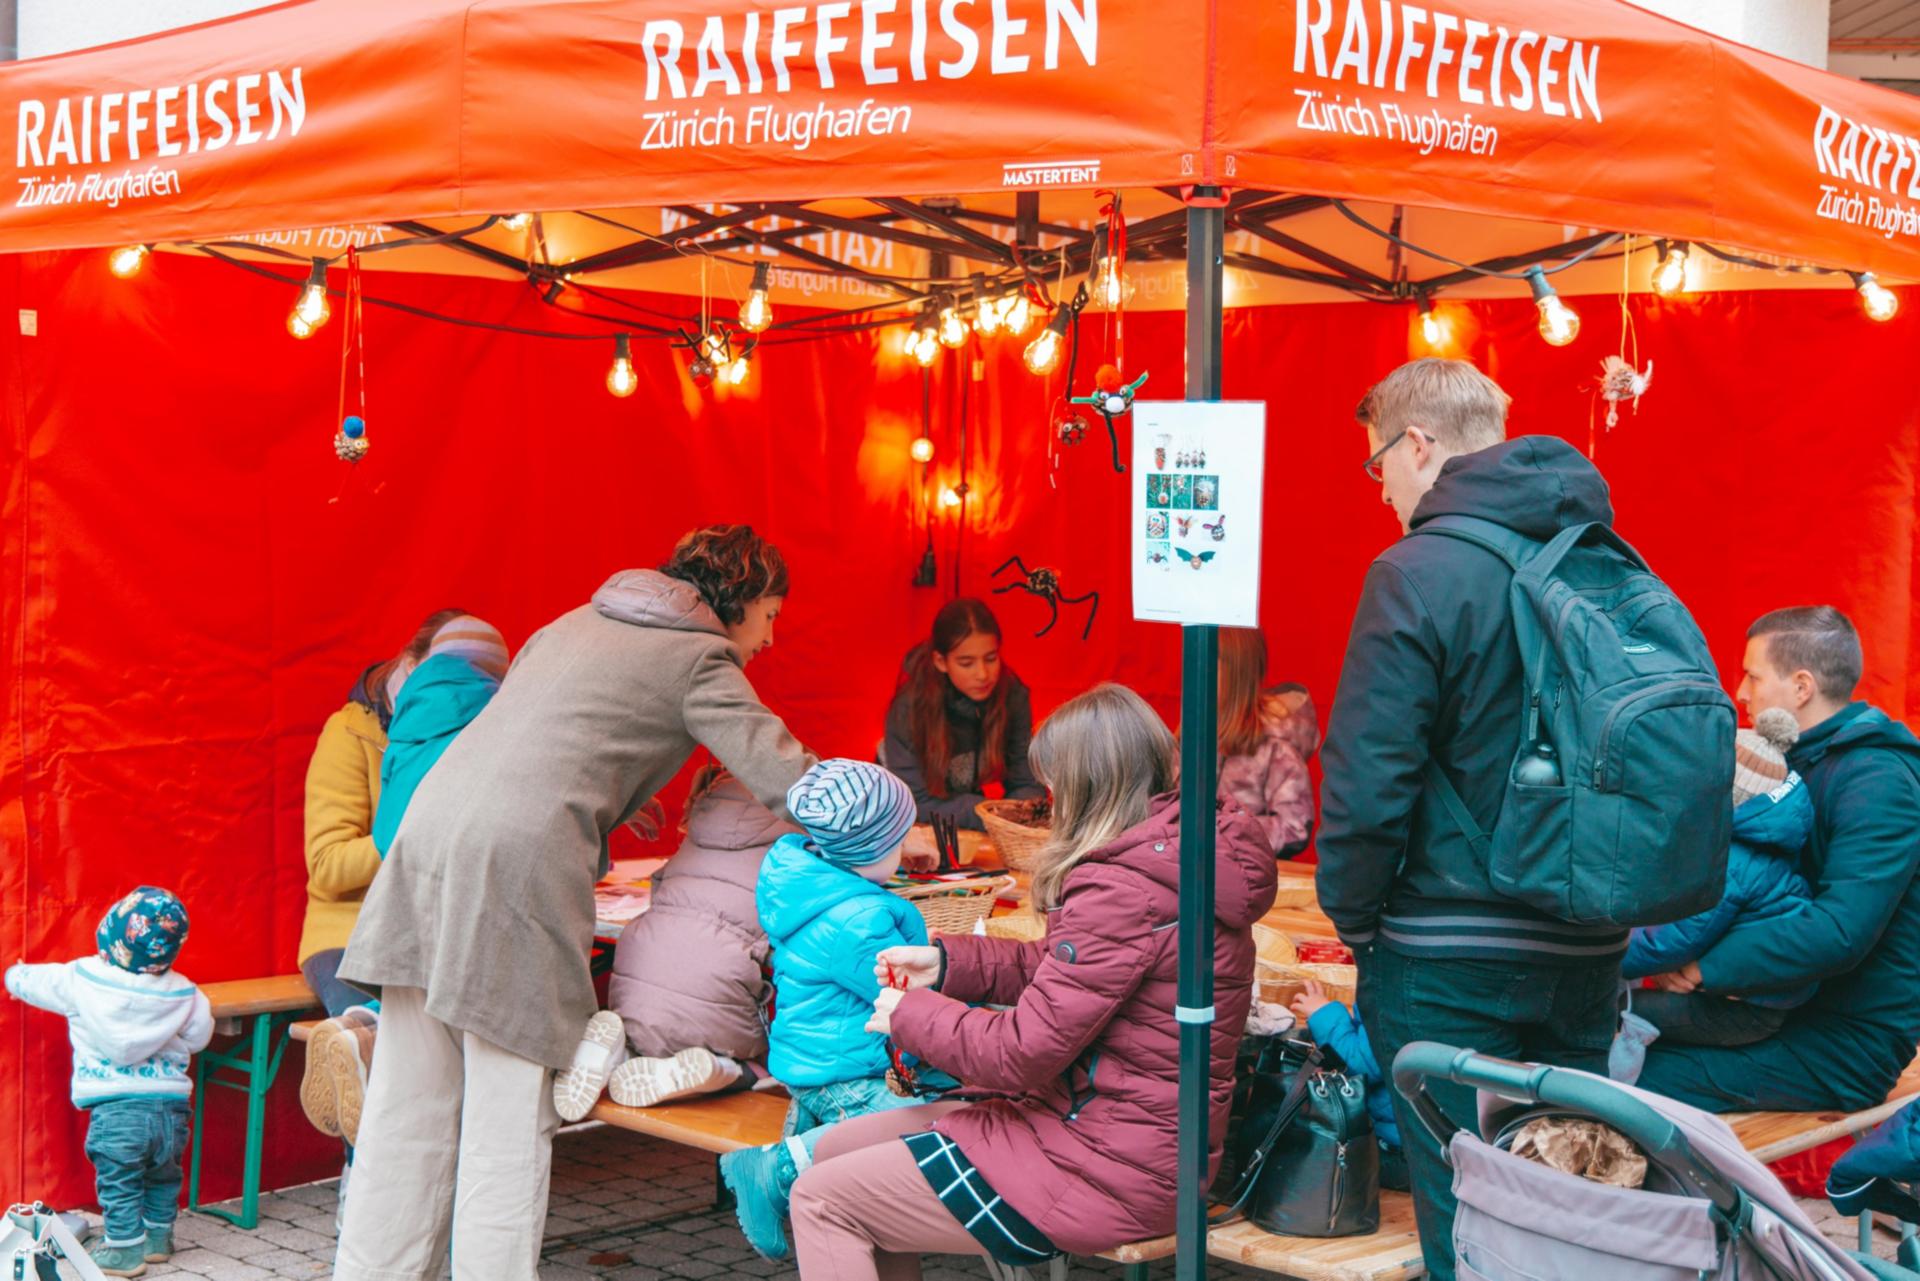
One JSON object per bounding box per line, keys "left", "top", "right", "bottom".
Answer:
{"left": 1416, "top": 515, "right": 1737, "bottom": 928}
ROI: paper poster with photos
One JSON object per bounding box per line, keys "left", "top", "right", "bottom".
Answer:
{"left": 1130, "top": 400, "right": 1265, "bottom": 627}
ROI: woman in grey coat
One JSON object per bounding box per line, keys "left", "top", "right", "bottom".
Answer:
{"left": 334, "top": 525, "right": 815, "bottom": 1281}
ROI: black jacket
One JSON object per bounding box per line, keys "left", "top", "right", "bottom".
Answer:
{"left": 880, "top": 674, "right": 1044, "bottom": 830}
{"left": 1700, "top": 704, "right": 1920, "bottom": 1060}
{"left": 1316, "top": 435, "right": 1632, "bottom": 963}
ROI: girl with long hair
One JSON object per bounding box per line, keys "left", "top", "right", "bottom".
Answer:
{"left": 788, "top": 683, "right": 1277, "bottom": 1278}
{"left": 1215, "top": 626, "right": 1320, "bottom": 859}
{"left": 880, "top": 598, "right": 1044, "bottom": 829}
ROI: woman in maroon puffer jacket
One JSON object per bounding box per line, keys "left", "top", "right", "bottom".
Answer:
{"left": 789, "top": 683, "right": 1278, "bottom": 1279}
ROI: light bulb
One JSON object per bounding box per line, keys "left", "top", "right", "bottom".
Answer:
{"left": 938, "top": 305, "right": 968, "bottom": 349}
{"left": 1023, "top": 310, "right": 1069, "bottom": 375}
{"left": 1002, "top": 292, "right": 1033, "bottom": 335}
{"left": 909, "top": 322, "right": 940, "bottom": 367}
{"left": 606, "top": 334, "right": 638, "bottom": 397}
{"left": 287, "top": 260, "right": 330, "bottom": 339}
{"left": 109, "top": 244, "right": 149, "bottom": 278}
{"left": 910, "top": 436, "right": 935, "bottom": 463}
{"left": 740, "top": 262, "right": 773, "bottom": 333}
{"left": 697, "top": 327, "right": 729, "bottom": 362}
{"left": 1652, "top": 242, "right": 1690, "bottom": 298}
{"left": 723, "top": 354, "right": 750, "bottom": 386}
{"left": 1089, "top": 256, "right": 1135, "bottom": 311}
{"left": 1418, "top": 302, "right": 1444, "bottom": 349}
{"left": 938, "top": 486, "right": 962, "bottom": 509}
{"left": 1855, "top": 272, "right": 1899, "bottom": 322}
{"left": 974, "top": 298, "right": 1003, "bottom": 337}
{"left": 502, "top": 213, "right": 533, "bottom": 232}
{"left": 1525, "top": 266, "right": 1580, "bottom": 347}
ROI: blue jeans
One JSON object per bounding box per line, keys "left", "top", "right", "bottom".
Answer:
{"left": 84, "top": 1100, "right": 191, "bottom": 1245}
{"left": 1357, "top": 948, "right": 1620, "bottom": 1281}
{"left": 781, "top": 1078, "right": 926, "bottom": 1171}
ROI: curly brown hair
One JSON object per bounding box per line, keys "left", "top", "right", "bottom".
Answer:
{"left": 659, "top": 525, "right": 790, "bottom": 625}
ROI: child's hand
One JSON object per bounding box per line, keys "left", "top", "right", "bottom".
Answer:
{"left": 874, "top": 946, "right": 942, "bottom": 991}
{"left": 623, "top": 799, "right": 668, "bottom": 842}
{"left": 1649, "top": 964, "right": 1703, "bottom": 994}
{"left": 867, "top": 987, "right": 905, "bottom": 1034}
{"left": 1289, "top": 979, "right": 1333, "bottom": 1023}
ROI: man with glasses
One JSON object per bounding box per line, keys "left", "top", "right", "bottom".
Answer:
{"left": 1316, "top": 358, "right": 1625, "bottom": 1281}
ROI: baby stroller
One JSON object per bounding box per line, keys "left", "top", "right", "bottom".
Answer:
{"left": 1392, "top": 1041, "right": 1920, "bottom": 1280}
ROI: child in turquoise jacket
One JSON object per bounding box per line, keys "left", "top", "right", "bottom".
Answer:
{"left": 371, "top": 615, "right": 510, "bottom": 855}
{"left": 1294, "top": 980, "right": 1408, "bottom": 1191}
{"left": 719, "top": 758, "right": 930, "bottom": 1261}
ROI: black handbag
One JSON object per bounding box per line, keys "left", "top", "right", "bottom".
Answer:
{"left": 1210, "top": 1035, "right": 1381, "bottom": 1238}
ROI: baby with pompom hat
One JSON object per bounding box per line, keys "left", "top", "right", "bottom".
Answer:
{"left": 1611, "top": 709, "right": 1817, "bottom": 1082}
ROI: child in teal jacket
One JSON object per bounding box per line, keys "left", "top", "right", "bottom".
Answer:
{"left": 371, "top": 616, "right": 509, "bottom": 855}
{"left": 720, "top": 758, "right": 930, "bottom": 1261}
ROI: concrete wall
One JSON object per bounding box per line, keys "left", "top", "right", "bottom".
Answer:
{"left": 1623, "top": 0, "right": 1829, "bottom": 67}
{"left": 17, "top": 0, "right": 265, "bottom": 60}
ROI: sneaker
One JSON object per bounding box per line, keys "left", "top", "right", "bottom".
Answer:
{"left": 717, "top": 1143, "right": 796, "bottom": 1261}
{"left": 142, "top": 1226, "right": 173, "bottom": 1263}
{"left": 325, "top": 1007, "right": 379, "bottom": 1147}
{"left": 88, "top": 1241, "right": 147, "bottom": 1277}
{"left": 607, "top": 1047, "right": 731, "bottom": 1108}
{"left": 299, "top": 1021, "right": 344, "bottom": 1138}
{"left": 553, "top": 1011, "right": 628, "bottom": 1122}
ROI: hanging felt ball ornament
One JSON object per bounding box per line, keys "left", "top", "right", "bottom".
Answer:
{"left": 333, "top": 426, "right": 370, "bottom": 463}
{"left": 1053, "top": 406, "right": 1089, "bottom": 446}
{"left": 342, "top": 414, "right": 366, "bottom": 439}
{"left": 689, "top": 358, "right": 716, "bottom": 385}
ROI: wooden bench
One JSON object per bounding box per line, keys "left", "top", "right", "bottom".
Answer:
{"left": 1727, "top": 1055, "right": 1920, "bottom": 1164}
{"left": 588, "top": 1089, "right": 790, "bottom": 1154}
{"left": 187, "top": 975, "right": 320, "bottom": 1231}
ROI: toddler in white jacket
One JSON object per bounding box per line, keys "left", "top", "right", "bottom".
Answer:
{"left": 6, "top": 886, "right": 213, "bottom": 1278}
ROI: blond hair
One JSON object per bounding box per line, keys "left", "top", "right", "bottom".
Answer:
{"left": 1355, "top": 358, "right": 1510, "bottom": 453}
{"left": 1028, "top": 684, "right": 1177, "bottom": 911}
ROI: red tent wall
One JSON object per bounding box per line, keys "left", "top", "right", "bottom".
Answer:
{"left": 2, "top": 251, "right": 1916, "bottom": 1203}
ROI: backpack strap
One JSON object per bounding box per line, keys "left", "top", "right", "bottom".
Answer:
{"left": 1412, "top": 514, "right": 1534, "bottom": 569}
{"left": 1423, "top": 761, "right": 1491, "bottom": 855}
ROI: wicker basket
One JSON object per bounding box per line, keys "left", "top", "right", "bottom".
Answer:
{"left": 1251, "top": 922, "right": 1299, "bottom": 967}
{"left": 892, "top": 874, "right": 1016, "bottom": 935}
{"left": 983, "top": 907, "right": 1049, "bottom": 943}
{"left": 975, "top": 799, "right": 1051, "bottom": 873}
{"left": 1255, "top": 960, "right": 1358, "bottom": 1009}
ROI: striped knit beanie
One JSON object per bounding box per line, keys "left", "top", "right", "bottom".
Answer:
{"left": 1732, "top": 708, "right": 1800, "bottom": 808}
{"left": 787, "top": 759, "right": 918, "bottom": 868}
{"left": 428, "top": 614, "right": 511, "bottom": 680}
{"left": 96, "top": 886, "right": 190, "bottom": 975}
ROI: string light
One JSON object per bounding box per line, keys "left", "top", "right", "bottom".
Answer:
{"left": 697, "top": 326, "right": 729, "bottom": 362}
{"left": 910, "top": 436, "right": 935, "bottom": 463}
{"left": 1417, "top": 295, "right": 1444, "bottom": 348}
{"left": 1023, "top": 308, "right": 1069, "bottom": 375}
{"left": 740, "top": 262, "right": 774, "bottom": 333}
{"left": 907, "top": 317, "right": 940, "bottom": 366}
{"left": 1088, "top": 229, "right": 1134, "bottom": 310}
{"left": 286, "top": 259, "right": 331, "bottom": 339}
{"left": 109, "top": 245, "right": 150, "bottom": 278}
{"left": 1001, "top": 290, "right": 1034, "bottom": 336}
{"left": 1853, "top": 271, "right": 1900, "bottom": 322}
{"left": 606, "top": 334, "right": 638, "bottom": 397}
{"left": 723, "top": 351, "right": 751, "bottom": 385}
{"left": 502, "top": 213, "right": 533, "bottom": 232}
{"left": 972, "top": 277, "right": 1003, "bottom": 337}
{"left": 1524, "top": 266, "right": 1580, "bottom": 347}
{"left": 938, "top": 486, "right": 963, "bottom": 509}
{"left": 938, "top": 301, "right": 968, "bottom": 349}
{"left": 1652, "top": 241, "right": 1691, "bottom": 298}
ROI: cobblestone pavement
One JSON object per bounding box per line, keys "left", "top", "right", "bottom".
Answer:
{"left": 65, "top": 1123, "right": 1907, "bottom": 1279}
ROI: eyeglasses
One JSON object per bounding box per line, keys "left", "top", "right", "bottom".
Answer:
{"left": 1361, "top": 429, "right": 1410, "bottom": 482}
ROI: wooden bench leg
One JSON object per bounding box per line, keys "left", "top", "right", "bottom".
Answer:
{"left": 188, "top": 1012, "right": 295, "bottom": 1230}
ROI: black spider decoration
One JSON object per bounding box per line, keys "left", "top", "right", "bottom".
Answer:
{"left": 991, "top": 556, "right": 1100, "bottom": 641}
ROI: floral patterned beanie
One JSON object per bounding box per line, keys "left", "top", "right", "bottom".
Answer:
{"left": 96, "top": 886, "right": 191, "bottom": 975}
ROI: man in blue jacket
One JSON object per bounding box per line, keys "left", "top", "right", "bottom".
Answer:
{"left": 1317, "top": 359, "right": 1627, "bottom": 1281}
{"left": 1637, "top": 607, "right": 1920, "bottom": 1113}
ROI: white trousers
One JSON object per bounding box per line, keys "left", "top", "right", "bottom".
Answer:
{"left": 333, "top": 986, "right": 562, "bottom": 1281}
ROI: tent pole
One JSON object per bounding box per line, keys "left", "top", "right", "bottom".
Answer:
{"left": 1177, "top": 188, "right": 1225, "bottom": 1281}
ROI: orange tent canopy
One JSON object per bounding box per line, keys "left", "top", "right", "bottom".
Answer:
{"left": 3, "top": 0, "right": 1920, "bottom": 281}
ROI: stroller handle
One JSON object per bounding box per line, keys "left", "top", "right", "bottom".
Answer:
{"left": 1391, "top": 1041, "right": 1741, "bottom": 1214}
